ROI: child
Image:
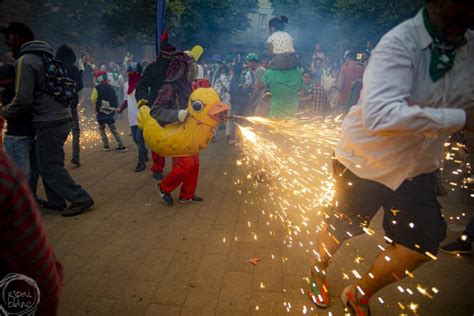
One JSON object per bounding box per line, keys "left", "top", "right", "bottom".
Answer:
{"left": 267, "top": 16, "right": 299, "bottom": 70}
{"left": 91, "top": 70, "right": 127, "bottom": 152}
{"left": 299, "top": 71, "right": 313, "bottom": 111}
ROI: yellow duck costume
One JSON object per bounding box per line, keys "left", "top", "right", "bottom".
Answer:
{"left": 137, "top": 87, "right": 230, "bottom": 157}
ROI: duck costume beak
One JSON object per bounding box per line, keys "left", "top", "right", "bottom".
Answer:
{"left": 208, "top": 102, "right": 231, "bottom": 122}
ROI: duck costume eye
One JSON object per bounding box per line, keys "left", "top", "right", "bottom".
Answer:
{"left": 192, "top": 100, "right": 204, "bottom": 112}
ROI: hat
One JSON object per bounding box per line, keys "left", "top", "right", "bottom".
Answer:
{"left": 246, "top": 53, "right": 260, "bottom": 63}
{"left": 0, "top": 22, "right": 34, "bottom": 40}
{"left": 94, "top": 70, "right": 108, "bottom": 82}
{"left": 160, "top": 31, "right": 176, "bottom": 53}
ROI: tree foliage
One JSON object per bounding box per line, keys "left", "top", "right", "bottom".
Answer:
{"left": 0, "top": 0, "right": 257, "bottom": 50}
{"left": 271, "top": 0, "right": 423, "bottom": 55}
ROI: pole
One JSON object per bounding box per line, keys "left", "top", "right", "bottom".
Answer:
{"left": 155, "top": 0, "right": 166, "bottom": 57}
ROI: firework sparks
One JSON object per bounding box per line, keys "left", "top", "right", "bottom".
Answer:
{"left": 233, "top": 114, "right": 470, "bottom": 314}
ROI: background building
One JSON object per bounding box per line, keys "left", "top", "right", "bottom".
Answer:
{"left": 232, "top": 0, "right": 273, "bottom": 55}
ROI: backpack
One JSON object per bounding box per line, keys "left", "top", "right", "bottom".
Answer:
{"left": 38, "top": 53, "right": 77, "bottom": 106}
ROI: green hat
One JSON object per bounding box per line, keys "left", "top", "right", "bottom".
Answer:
{"left": 246, "top": 53, "right": 260, "bottom": 63}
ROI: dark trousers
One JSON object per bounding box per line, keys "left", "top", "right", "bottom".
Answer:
{"left": 70, "top": 106, "right": 81, "bottom": 160}
{"left": 131, "top": 125, "right": 148, "bottom": 164}
{"left": 36, "top": 121, "right": 91, "bottom": 206}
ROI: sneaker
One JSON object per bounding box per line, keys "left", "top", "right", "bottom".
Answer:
{"left": 41, "top": 202, "right": 67, "bottom": 212}
{"left": 179, "top": 195, "right": 203, "bottom": 203}
{"left": 103, "top": 146, "right": 111, "bottom": 151}
{"left": 62, "top": 199, "right": 94, "bottom": 217}
{"left": 341, "top": 285, "right": 371, "bottom": 316}
{"left": 440, "top": 237, "right": 472, "bottom": 255}
{"left": 70, "top": 157, "right": 81, "bottom": 167}
{"left": 308, "top": 265, "right": 330, "bottom": 308}
{"left": 156, "top": 185, "right": 174, "bottom": 206}
{"left": 134, "top": 162, "right": 146, "bottom": 173}
{"left": 153, "top": 172, "right": 164, "bottom": 181}
{"left": 116, "top": 146, "right": 128, "bottom": 152}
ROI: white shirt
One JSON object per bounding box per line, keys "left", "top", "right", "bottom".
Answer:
{"left": 335, "top": 10, "right": 474, "bottom": 191}
{"left": 197, "top": 64, "right": 204, "bottom": 80}
{"left": 123, "top": 82, "right": 139, "bottom": 127}
{"left": 267, "top": 31, "right": 295, "bottom": 54}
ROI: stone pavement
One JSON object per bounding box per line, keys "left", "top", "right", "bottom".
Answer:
{"left": 40, "top": 118, "right": 474, "bottom": 315}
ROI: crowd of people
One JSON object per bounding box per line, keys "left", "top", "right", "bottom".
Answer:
{"left": 0, "top": 0, "right": 474, "bottom": 314}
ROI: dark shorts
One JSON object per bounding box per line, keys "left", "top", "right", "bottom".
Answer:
{"left": 328, "top": 160, "right": 446, "bottom": 255}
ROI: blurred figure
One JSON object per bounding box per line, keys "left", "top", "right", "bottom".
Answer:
{"left": 107, "top": 62, "right": 125, "bottom": 104}
{"left": 1, "top": 22, "right": 94, "bottom": 216}
{"left": 56, "top": 44, "right": 83, "bottom": 166}
{"left": 0, "top": 63, "right": 15, "bottom": 146}
{"left": 311, "top": 56, "right": 329, "bottom": 115}
{"left": 123, "top": 51, "right": 133, "bottom": 68}
{"left": 135, "top": 31, "right": 175, "bottom": 181}
{"left": 299, "top": 71, "right": 313, "bottom": 111}
{"left": 313, "top": 43, "right": 326, "bottom": 61}
{"left": 0, "top": 149, "right": 63, "bottom": 315}
{"left": 322, "top": 67, "right": 340, "bottom": 112}
{"left": 121, "top": 62, "right": 148, "bottom": 172}
{"left": 80, "top": 53, "right": 95, "bottom": 114}
{"left": 213, "top": 65, "right": 231, "bottom": 103}
{"left": 91, "top": 70, "right": 127, "bottom": 152}
{"left": 336, "top": 50, "right": 364, "bottom": 112}
{"left": 246, "top": 53, "right": 266, "bottom": 116}
{"left": 366, "top": 40, "right": 374, "bottom": 54}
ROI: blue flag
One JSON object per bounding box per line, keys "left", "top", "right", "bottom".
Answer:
{"left": 156, "top": 0, "right": 166, "bottom": 56}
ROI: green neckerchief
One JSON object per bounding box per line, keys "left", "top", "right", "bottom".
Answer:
{"left": 422, "top": 8, "right": 467, "bottom": 82}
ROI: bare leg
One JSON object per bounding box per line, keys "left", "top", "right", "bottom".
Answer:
{"left": 357, "top": 243, "right": 430, "bottom": 296}
{"left": 314, "top": 225, "right": 343, "bottom": 269}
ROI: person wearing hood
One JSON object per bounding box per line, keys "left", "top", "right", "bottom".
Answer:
{"left": 135, "top": 31, "right": 176, "bottom": 180}
{"left": 149, "top": 51, "right": 202, "bottom": 206}
{"left": 0, "top": 23, "right": 38, "bottom": 196}
{"left": 0, "top": 22, "right": 94, "bottom": 217}
{"left": 56, "top": 44, "right": 83, "bottom": 166}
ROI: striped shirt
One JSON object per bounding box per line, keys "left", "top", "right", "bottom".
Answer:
{"left": 0, "top": 149, "right": 63, "bottom": 315}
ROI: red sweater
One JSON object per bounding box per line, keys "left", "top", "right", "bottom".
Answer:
{"left": 0, "top": 149, "right": 63, "bottom": 315}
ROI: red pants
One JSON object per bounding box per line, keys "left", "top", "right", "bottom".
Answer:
{"left": 160, "top": 155, "right": 199, "bottom": 199}
{"left": 151, "top": 151, "right": 165, "bottom": 173}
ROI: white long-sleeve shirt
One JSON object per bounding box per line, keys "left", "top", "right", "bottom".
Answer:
{"left": 123, "top": 82, "right": 138, "bottom": 127}
{"left": 335, "top": 10, "right": 474, "bottom": 191}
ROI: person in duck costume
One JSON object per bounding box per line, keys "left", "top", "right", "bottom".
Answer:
{"left": 138, "top": 52, "right": 230, "bottom": 205}
{"left": 138, "top": 87, "right": 230, "bottom": 156}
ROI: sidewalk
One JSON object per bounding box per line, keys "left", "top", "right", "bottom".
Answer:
{"left": 41, "top": 119, "right": 474, "bottom": 315}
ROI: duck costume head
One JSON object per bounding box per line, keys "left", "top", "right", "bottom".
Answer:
{"left": 138, "top": 85, "right": 230, "bottom": 157}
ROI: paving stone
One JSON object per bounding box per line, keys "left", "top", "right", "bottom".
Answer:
{"left": 217, "top": 271, "right": 253, "bottom": 313}
{"left": 145, "top": 304, "right": 182, "bottom": 315}
{"left": 49, "top": 120, "right": 473, "bottom": 314}
{"left": 181, "top": 288, "right": 220, "bottom": 315}
{"left": 192, "top": 254, "right": 227, "bottom": 289}
{"left": 134, "top": 249, "right": 175, "bottom": 282}
{"left": 79, "top": 297, "right": 117, "bottom": 314}
{"left": 152, "top": 252, "right": 202, "bottom": 306}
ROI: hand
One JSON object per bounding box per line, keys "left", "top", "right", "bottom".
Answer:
{"left": 178, "top": 109, "right": 188, "bottom": 122}
{"left": 465, "top": 108, "right": 474, "bottom": 131}
{"left": 137, "top": 99, "right": 149, "bottom": 109}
